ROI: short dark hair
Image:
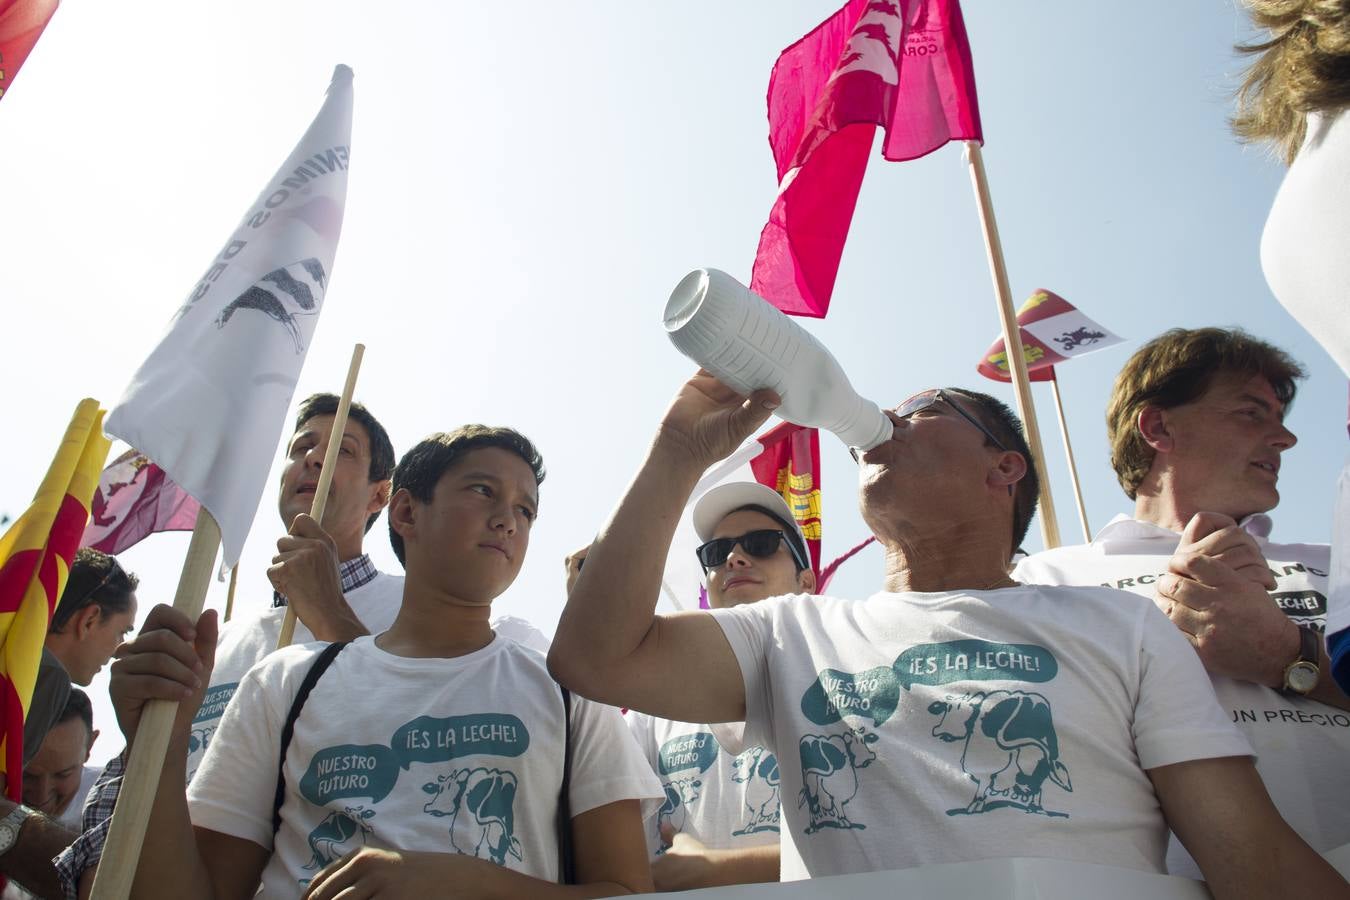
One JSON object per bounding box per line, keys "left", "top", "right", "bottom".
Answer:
{"left": 388, "top": 425, "right": 546, "bottom": 566}
{"left": 56, "top": 688, "right": 94, "bottom": 738}
{"left": 1106, "top": 328, "right": 1305, "bottom": 498}
{"left": 947, "top": 388, "right": 1040, "bottom": 555}
{"left": 294, "top": 393, "right": 396, "bottom": 533}
{"left": 729, "top": 504, "right": 810, "bottom": 573}
{"left": 53, "top": 549, "right": 138, "bottom": 633}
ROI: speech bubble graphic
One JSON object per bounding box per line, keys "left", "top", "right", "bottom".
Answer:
{"left": 299, "top": 743, "right": 401, "bottom": 806}
{"left": 800, "top": 666, "right": 902, "bottom": 726}
{"left": 391, "top": 713, "right": 530, "bottom": 770}
{"left": 895, "top": 640, "right": 1057, "bottom": 691}
{"left": 193, "top": 683, "right": 237, "bottom": 724}
{"left": 657, "top": 732, "right": 719, "bottom": 776}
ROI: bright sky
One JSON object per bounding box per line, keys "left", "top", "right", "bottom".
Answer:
{"left": 3, "top": 0, "right": 1346, "bottom": 764}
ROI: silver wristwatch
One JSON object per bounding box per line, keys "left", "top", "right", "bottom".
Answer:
{"left": 0, "top": 803, "right": 34, "bottom": 857}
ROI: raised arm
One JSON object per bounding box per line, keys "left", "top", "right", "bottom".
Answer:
{"left": 548, "top": 372, "right": 779, "bottom": 724}
{"left": 1149, "top": 755, "right": 1349, "bottom": 897}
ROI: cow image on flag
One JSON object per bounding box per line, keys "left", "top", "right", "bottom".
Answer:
{"left": 551, "top": 369, "right": 1349, "bottom": 894}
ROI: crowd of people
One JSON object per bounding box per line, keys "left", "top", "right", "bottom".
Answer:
{"left": 0, "top": 1, "right": 1348, "bottom": 897}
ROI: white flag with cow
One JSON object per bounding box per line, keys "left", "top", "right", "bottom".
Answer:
{"left": 105, "top": 65, "right": 354, "bottom": 570}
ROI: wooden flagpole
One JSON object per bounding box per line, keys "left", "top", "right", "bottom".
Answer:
{"left": 277, "top": 343, "right": 365, "bottom": 649}
{"left": 963, "top": 141, "right": 1061, "bottom": 549}
{"left": 1048, "top": 370, "right": 1092, "bottom": 543}
{"left": 89, "top": 508, "right": 221, "bottom": 900}
{"left": 223, "top": 564, "right": 239, "bottom": 622}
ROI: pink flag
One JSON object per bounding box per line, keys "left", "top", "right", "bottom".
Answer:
{"left": 0, "top": 0, "right": 58, "bottom": 102}
{"left": 751, "top": 0, "right": 982, "bottom": 318}
{"left": 81, "top": 449, "right": 200, "bottom": 555}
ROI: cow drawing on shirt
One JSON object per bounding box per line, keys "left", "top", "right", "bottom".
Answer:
{"left": 303, "top": 805, "right": 375, "bottom": 871}
{"left": 797, "top": 730, "right": 879, "bottom": 833}
{"left": 928, "top": 690, "right": 1072, "bottom": 817}
{"left": 656, "top": 775, "right": 703, "bottom": 848}
{"left": 422, "top": 767, "right": 523, "bottom": 866}
{"left": 730, "top": 746, "right": 781, "bottom": 836}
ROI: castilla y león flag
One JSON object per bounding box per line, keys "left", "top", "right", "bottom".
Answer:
{"left": 661, "top": 422, "right": 823, "bottom": 611}
{"left": 0, "top": 399, "right": 110, "bottom": 799}
{"left": 976, "top": 289, "right": 1124, "bottom": 383}
{"left": 751, "top": 0, "right": 981, "bottom": 318}
{"left": 81, "top": 449, "right": 200, "bottom": 555}
{"left": 105, "top": 65, "right": 353, "bottom": 570}
{"left": 0, "top": 0, "right": 59, "bottom": 103}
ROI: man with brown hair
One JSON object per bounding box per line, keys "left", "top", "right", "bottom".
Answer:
{"left": 1015, "top": 326, "right": 1350, "bottom": 878}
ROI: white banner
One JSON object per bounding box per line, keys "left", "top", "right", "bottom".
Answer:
{"left": 106, "top": 65, "right": 354, "bottom": 569}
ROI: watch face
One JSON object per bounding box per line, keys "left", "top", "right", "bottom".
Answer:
{"left": 0, "top": 821, "right": 16, "bottom": 853}
{"left": 1288, "top": 662, "right": 1319, "bottom": 694}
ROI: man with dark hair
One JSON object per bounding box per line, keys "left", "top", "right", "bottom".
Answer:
{"left": 627, "top": 482, "right": 816, "bottom": 890}
{"left": 103, "top": 426, "right": 659, "bottom": 899}
{"left": 551, "top": 371, "right": 1346, "bottom": 895}
{"left": 23, "top": 690, "right": 99, "bottom": 829}
{"left": 47, "top": 549, "right": 139, "bottom": 687}
{"left": 1015, "top": 326, "right": 1350, "bottom": 877}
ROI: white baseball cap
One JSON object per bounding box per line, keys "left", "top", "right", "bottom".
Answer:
{"left": 692, "top": 482, "right": 807, "bottom": 548}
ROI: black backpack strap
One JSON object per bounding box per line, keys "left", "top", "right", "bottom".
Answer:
{"left": 272, "top": 641, "right": 349, "bottom": 836}
{"left": 557, "top": 686, "right": 575, "bottom": 884}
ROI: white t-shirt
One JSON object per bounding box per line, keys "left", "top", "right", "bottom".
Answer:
{"left": 188, "top": 634, "right": 661, "bottom": 897}
{"left": 186, "top": 572, "right": 407, "bottom": 779}
{"left": 626, "top": 713, "right": 780, "bottom": 858}
{"left": 187, "top": 572, "right": 551, "bottom": 779}
{"left": 1014, "top": 514, "right": 1349, "bottom": 878}
{"left": 708, "top": 586, "right": 1248, "bottom": 881}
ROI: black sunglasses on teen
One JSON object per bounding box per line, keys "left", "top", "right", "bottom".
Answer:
{"left": 58, "top": 557, "right": 125, "bottom": 629}
{"left": 695, "top": 529, "right": 808, "bottom": 573}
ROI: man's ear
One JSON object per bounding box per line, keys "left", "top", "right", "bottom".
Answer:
{"left": 989, "top": 450, "right": 1028, "bottom": 494}
{"left": 798, "top": 566, "right": 818, "bottom": 594}
{"left": 1137, "top": 405, "right": 1173, "bottom": 453}
{"left": 368, "top": 479, "right": 393, "bottom": 515}
{"left": 71, "top": 604, "right": 102, "bottom": 640}
{"left": 388, "top": 488, "right": 416, "bottom": 544}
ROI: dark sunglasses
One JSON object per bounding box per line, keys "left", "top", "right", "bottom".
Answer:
{"left": 695, "top": 529, "right": 808, "bottom": 572}
{"left": 850, "top": 389, "right": 1010, "bottom": 462}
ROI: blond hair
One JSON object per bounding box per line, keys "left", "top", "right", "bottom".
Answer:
{"left": 1234, "top": 0, "right": 1350, "bottom": 162}
{"left": 1106, "top": 328, "right": 1305, "bottom": 499}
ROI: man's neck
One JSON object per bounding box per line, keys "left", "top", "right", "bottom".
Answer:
{"left": 377, "top": 582, "right": 495, "bottom": 659}
{"left": 1133, "top": 486, "right": 1256, "bottom": 534}
{"left": 879, "top": 523, "right": 1016, "bottom": 593}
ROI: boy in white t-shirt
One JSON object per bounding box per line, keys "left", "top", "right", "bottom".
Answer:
{"left": 550, "top": 372, "right": 1348, "bottom": 896}
{"left": 107, "top": 426, "right": 660, "bottom": 899}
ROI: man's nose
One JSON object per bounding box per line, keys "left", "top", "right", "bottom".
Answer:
{"left": 489, "top": 505, "right": 518, "bottom": 536}
{"left": 1270, "top": 420, "right": 1297, "bottom": 451}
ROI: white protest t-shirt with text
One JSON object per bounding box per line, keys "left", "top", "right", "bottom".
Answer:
{"left": 1014, "top": 515, "right": 1348, "bottom": 878}
{"left": 709, "top": 586, "right": 1249, "bottom": 881}
{"left": 188, "top": 634, "right": 661, "bottom": 897}
{"left": 627, "top": 713, "right": 780, "bottom": 857}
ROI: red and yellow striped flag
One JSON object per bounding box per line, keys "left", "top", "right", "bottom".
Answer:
{"left": 0, "top": 399, "right": 109, "bottom": 799}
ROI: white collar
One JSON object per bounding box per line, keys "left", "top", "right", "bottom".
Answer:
{"left": 1091, "top": 512, "right": 1274, "bottom": 546}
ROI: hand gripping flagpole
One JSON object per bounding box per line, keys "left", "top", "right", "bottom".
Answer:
{"left": 1048, "top": 369, "right": 1092, "bottom": 543}
{"left": 277, "top": 342, "right": 365, "bottom": 649}
{"left": 89, "top": 508, "right": 221, "bottom": 900}
{"left": 963, "top": 141, "right": 1061, "bottom": 549}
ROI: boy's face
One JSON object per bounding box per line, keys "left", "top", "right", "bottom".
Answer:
{"left": 405, "top": 446, "right": 539, "bottom": 604}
